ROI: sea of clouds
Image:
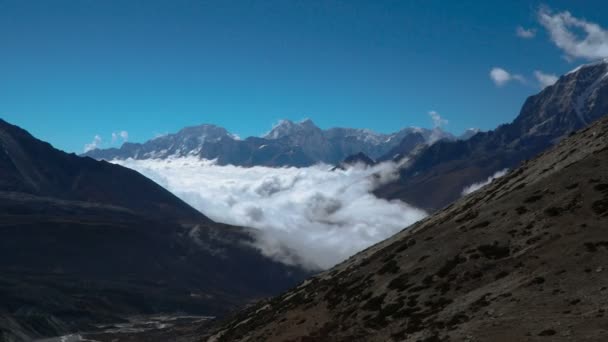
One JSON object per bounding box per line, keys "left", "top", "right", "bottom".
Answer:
{"left": 113, "top": 157, "right": 427, "bottom": 269}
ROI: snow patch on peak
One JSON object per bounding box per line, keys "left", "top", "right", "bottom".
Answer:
{"left": 263, "top": 119, "right": 321, "bottom": 140}
{"left": 567, "top": 57, "right": 608, "bottom": 75}
{"left": 571, "top": 61, "right": 608, "bottom": 126}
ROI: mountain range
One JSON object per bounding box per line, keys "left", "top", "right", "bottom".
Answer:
{"left": 85, "top": 59, "right": 608, "bottom": 216}
{"left": 83, "top": 119, "right": 462, "bottom": 167}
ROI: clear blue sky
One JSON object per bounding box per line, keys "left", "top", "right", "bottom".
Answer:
{"left": 1, "top": 0, "right": 607, "bottom": 153}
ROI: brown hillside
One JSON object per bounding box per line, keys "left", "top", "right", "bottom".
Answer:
{"left": 209, "top": 116, "right": 608, "bottom": 341}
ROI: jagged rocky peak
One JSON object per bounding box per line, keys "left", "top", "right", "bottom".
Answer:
{"left": 343, "top": 151, "right": 376, "bottom": 165}
{"left": 376, "top": 58, "right": 608, "bottom": 212}
{"left": 333, "top": 152, "right": 377, "bottom": 171}
{"left": 263, "top": 118, "right": 322, "bottom": 139}
{"left": 514, "top": 57, "right": 608, "bottom": 139}
{"left": 83, "top": 117, "right": 459, "bottom": 167}
{"left": 166, "top": 124, "right": 235, "bottom": 142}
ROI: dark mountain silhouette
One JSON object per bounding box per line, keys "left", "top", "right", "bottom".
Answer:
{"left": 332, "top": 152, "right": 377, "bottom": 171}
{"left": 205, "top": 112, "right": 608, "bottom": 342}
{"left": 0, "top": 119, "right": 205, "bottom": 222}
{"left": 0, "top": 120, "right": 310, "bottom": 341}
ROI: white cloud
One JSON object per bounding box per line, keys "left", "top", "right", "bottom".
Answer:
{"left": 112, "top": 157, "right": 427, "bottom": 269}
{"left": 427, "top": 111, "right": 449, "bottom": 144}
{"left": 112, "top": 130, "right": 129, "bottom": 144}
{"left": 428, "top": 110, "right": 448, "bottom": 129}
{"left": 461, "top": 169, "right": 509, "bottom": 196}
{"left": 516, "top": 26, "right": 536, "bottom": 39}
{"left": 83, "top": 135, "right": 102, "bottom": 152}
{"left": 489, "top": 67, "right": 525, "bottom": 87}
{"left": 538, "top": 8, "right": 608, "bottom": 60}
{"left": 534, "top": 70, "right": 559, "bottom": 89}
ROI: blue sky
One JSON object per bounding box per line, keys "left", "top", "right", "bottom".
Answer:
{"left": 1, "top": 0, "right": 607, "bottom": 153}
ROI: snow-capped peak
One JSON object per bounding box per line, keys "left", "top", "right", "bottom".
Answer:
{"left": 263, "top": 119, "right": 321, "bottom": 139}
{"left": 176, "top": 124, "right": 234, "bottom": 143}
{"left": 566, "top": 57, "right": 608, "bottom": 75}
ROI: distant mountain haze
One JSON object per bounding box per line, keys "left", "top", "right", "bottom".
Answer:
{"left": 83, "top": 119, "right": 463, "bottom": 167}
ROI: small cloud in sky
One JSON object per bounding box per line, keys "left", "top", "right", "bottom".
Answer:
{"left": 489, "top": 67, "right": 526, "bottom": 87}
{"left": 538, "top": 7, "right": 608, "bottom": 60}
{"left": 428, "top": 110, "right": 448, "bottom": 129}
{"left": 111, "top": 130, "right": 129, "bottom": 144}
{"left": 516, "top": 26, "right": 536, "bottom": 39}
{"left": 534, "top": 70, "right": 559, "bottom": 89}
{"left": 427, "top": 111, "right": 449, "bottom": 144}
{"left": 84, "top": 135, "right": 102, "bottom": 152}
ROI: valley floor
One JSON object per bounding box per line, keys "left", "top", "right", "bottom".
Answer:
{"left": 36, "top": 315, "right": 213, "bottom": 342}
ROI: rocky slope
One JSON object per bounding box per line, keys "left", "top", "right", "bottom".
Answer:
{"left": 377, "top": 59, "right": 608, "bottom": 212}
{"left": 207, "top": 114, "right": 608, "bottom": 341}
{"left": 0, "top": 120, "right": 309, "bottom": 341}
{"left": 83, "top": 119, "right": 456, "bottom": 167}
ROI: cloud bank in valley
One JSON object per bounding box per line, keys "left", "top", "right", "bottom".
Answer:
{"left": 113, "top": 157, "right": 426, "bottom": 269}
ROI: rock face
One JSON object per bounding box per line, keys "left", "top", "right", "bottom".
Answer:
{"left": 377, "top": 59, "right": 608, "bottom": 212}
{"left": 332, "top": 152, "right": 377, "bottom": 171}
{"left": 0, "top": 120, "right": 309, "bottom": 341}
{"left": 84, "top": 120, "right": 455, "bottom": 167}
{"left": 207, "top": 113, "right": 608, "bottom": 342}
{"left": 458, "top": 128, "right": 481, "bottom": 141}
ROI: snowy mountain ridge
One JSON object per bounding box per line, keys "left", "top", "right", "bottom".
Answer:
{"left": 84, "top": 119, "right": 469, "bottom": 167}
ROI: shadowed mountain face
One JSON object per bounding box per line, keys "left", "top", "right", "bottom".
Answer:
{"left": 206, "top": 113, "right": 608, "bottom": 342}
{"left": 0, "top": 119, "right": 206, "bottom": 223}
{"left": 83, "top": 120, "right": 456, "bottom": 167}
{"left": 377, "top": 60, "right": 608, "bottom": 212}
{"left": 332, "top": 152, "right": 377, "bottom": 171}
{"left": 0, "top": 120, "right": 310, "bottom": 341}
